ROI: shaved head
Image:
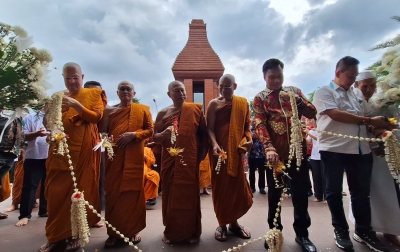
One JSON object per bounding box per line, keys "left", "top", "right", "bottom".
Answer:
{"left": 62, "top": 62, "right": 82, "bottom": 75}
{"left": 219, "top": 74, "right": 236, "bottom": 85}
{"left": 117, "top": 81, "right": 134, "bottom": 91}
{"left": 168, "top": 80, "right": 184, "bottom": 91}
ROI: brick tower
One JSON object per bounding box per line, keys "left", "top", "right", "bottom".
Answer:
{"left": 172, "top": 19, "right": 224, "bottom": 111}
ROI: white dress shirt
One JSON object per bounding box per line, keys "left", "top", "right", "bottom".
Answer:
{"left": 23, "top": 112, "right": 49, "bottom": 159}
{"left": 307, "top": 129, "right": 321, "bottom": 160}
{"left": 313, "top": 81, "right": 372, "bottom": 155}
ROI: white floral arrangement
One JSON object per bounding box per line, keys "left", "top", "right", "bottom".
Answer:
{"left": 0, "top": 22, "right": 53, "bottom": 111}
{"left": 370, "top": 34, "right": 400, "bottom": 108}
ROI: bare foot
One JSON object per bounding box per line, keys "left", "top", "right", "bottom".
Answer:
{"left": 15, "top": 218, "right": 29, "bottom": 227}
{"left": 5, "top": 204, "right": 17, "bottom": 212}
{"left": 384, "top": 233, "right": 400, "bottom": 247}
{"left": 162, "top": 236, "right": 172, "bottom": 244}
{"left": 283, "top": 193, "right": 289, "bottom": 199}
{"left": 313, "top": 198, "right": 322, "bottom": 202}
{"left": 323, "top": 200, "right": 327, "bottom": 204}
{"left": 93, "top": 220, "right": 104, "bottom": 228}
{"left": 131, "top": 233, "right": 141, "bottom": 244}
{"left": 34, "top": 202, "right": 39, "bottom": 208}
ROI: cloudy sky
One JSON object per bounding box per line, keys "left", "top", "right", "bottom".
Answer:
{"left": 1, "top": 0, "right": 399, "bottom": 116}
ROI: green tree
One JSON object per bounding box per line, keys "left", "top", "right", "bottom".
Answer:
{"left": 132, "top": 97, "right": 140, "bottom": 104}
{"left": 308, "top": 90, "right": 316, "bottom": 103}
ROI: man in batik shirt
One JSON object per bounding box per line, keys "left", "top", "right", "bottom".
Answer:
{"left": 253, "top": 58, "right": 317, "bottom": 252}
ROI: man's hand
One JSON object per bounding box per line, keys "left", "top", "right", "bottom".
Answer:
{"left": 239, "top": 141, "right": 253, "bottom": 153}
{"left": 19, "top": 149, "right": 25, "bottom": 162}
{"left": 266, "top": 150, "right": 279, "bottom": 166}
{"left": 62, "top": 96, "right": 83, "bottom": 112}
{"left": 35, "top": 129, "right": 50, "bottom": 138}
{"left": 369, "top": 116, "right": 391, "bottom": 129}
{"left": 115, "top": 132, "right": 136, "bottom": 148}
{"left": 212, "top": 144, "right": 222, "bottom": 156}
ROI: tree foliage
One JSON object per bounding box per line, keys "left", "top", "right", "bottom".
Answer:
{"left": 132, "top": 97, "right": 140, "bottom": 104}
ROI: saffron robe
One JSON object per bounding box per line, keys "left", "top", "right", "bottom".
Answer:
{"left": 11, "top": 160, "right": 40, "bottom": 206}
{"left": 105, "top": 104, "right": 153, "bottom": 238}
{"left": 143, "top": 147, "right": 160, "bottom": 201}
{"left": 161, "top": 103, "right": 207, "bottom": 242}
{"left": 45, "top": 88, "right": 106, "bottom": 243}
{"left": 0, "top": 173, "right": 10, "bottom": 202}
{"left": 209, "top": 96, "right": 253, "bottom": 226}
{"left": 199, "top": 154, "right": 211, "bottom": 189}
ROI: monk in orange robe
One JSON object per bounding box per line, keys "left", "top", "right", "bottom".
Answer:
{"left": 154, "top": 81, "right": 208, "bottom": 244}
{"left": 39, "top": 62, "right": 107, "bottom": 252}
{"left": 207, "top": 74, "right": 253, "bottom": 242}
{"left": 199, "top": 154, "right": 211, "bottom": 195}
{"left": 143, "top": 146, "right": 160, "bottom": 204}
{"left": 98, "top": 81, "right": 153, "bottom": 248}
{"left": 0, "top": 173, "right": 11, "bottom": 205}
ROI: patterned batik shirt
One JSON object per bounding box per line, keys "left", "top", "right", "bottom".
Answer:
{"left": 0, "top": 116, "right": 25, "bottom": 154}
{"left": 253, "top": 86, "right": 317, "bottom": 160}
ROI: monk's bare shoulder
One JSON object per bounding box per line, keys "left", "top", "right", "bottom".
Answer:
{"left": 208, "top": 97, "right": 224, "bottom": 111}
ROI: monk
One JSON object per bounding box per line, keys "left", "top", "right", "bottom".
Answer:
{"left": 0, "top": 173, "right": 11, "bottom": 218}
{"left": 154, "top": 80, "right": 208, "bottom": 244}
{"left": 143, "top": 146, "right": 160, "bottom": 205}
{"left": 207, "top": 74, "right": 253, "bottom": 242}
{"left": 98, "top": 81, "right": 153, "bottom": 248}
{"left": 39, "top": 62, "right": 107, "bottom": 252}
{"left": 199, "top": 154, "right": 211, "bottom": 195}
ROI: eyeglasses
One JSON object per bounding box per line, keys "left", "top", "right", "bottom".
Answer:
{"left": 119, "top": 87, "right": 132, "bottom": 92}
{"left": 218, "top": 84, "right": 233, "bottom": 89}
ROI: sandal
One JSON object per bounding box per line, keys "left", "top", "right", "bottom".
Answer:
{"left": 38, "top": 242, "right": 63, "bottom": 252}
{"left": 104, "top": 236, "right": 126, "bottom": 249}
{"left": 65, "top": 238, "right": 81, "bottom": 252}
{"left": 228, "top": 225, "right": 251, "bottom": 239}
{"left": 215, "top": 226, "right": 227, "bottom": 242}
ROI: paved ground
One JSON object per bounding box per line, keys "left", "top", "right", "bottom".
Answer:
{"left": 0, "top": 172, "right": 398, "bottom": 252}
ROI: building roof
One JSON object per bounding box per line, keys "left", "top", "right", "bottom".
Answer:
{"left": 172, "top": 19, "right": 224, "bottom": 80}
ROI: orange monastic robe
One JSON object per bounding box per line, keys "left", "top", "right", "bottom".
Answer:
{"left": 209, "top": 96, "right": 253, "bottom": 226}
{"left": 105, "top": 104, "right": 153, "bottom": 238}
{"left": 45, "top": 88, "right": 106, "bottom": 243}
{"left": 0, "top": 173, "right": 11, "bottom": 202}
{"left": 161, "top": 103, "right": 207, "bottom": 242}
{"left": 199, "top": 154, "right": 211, "bottom": 189}
{"left": 143, "top": 147, "right": 160, "bottom": 201}
{"left": 11, "top": 160, "right": 40, "bottom": 206}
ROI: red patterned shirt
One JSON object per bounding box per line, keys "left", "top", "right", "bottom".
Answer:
{"left": 253, "top": 86, "right": 316, "bottom": 160}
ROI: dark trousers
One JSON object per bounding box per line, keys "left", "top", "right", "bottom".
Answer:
{"left": 0, "top": 151, "right": 16, "bottom": 189}
{"left": 320, "top": 151, "right": 372, "bottom": 234}
{"left": 19, "top": 159, "right": 47, "bottom": 219}
{"left": 266, "top": 159, "right": 311, "bottom": 237}
{"left": 309, "top": 159, "right": 325, "bottom": 200}
{"left": 99, "top": 152, "right": 105, "bottom": 211}
{"left": 248, "top": 157, "right": 266, "bottom": 190}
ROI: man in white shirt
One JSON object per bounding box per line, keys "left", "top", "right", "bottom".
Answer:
{"left": 313, "top": 56, "right": 390, "bottom": 252}
{"left": 15, "top": 108, "right": 49, "bottom": 227}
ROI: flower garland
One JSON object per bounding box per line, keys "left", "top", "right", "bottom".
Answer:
{"left": 279, "top": 91, "right": 303, "bottom": 171}
{"left": 93, "top": 133, "right": 114, "bottom": 160}
{"left": 47, "top": 92, "right": 68, "bottom": 155}
{"left": 46, "top": 92, "right": 142, "bottom": 252}
{"left": 171, "top": 116, "right": 178, "bottom": 145}
{"left": 265, "top": 188, "right": 287, "bottom": 252}
{"left": 214, "top": 149, "right": 227, "bottom": 175}
{"left": 312, "top": 128, "right": 400, "bottom": 183}
{"left": 166, "top": 116, "right": 187, "bottom": 166}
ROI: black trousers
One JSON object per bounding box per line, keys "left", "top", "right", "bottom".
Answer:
{"left": 309, "top": 159, "right": 325, "bottom": 200}
{"left": 248, "top": 157, "right": 266, "bottom": 190}
{"left": 19, "top": 159, "right": 47, "bottom": 219}
{"left": 266, "top": 159, "right": 311, "bottom": 237}
{"left": 320, "top": 151, "right": 372, "bottom": 234}
{"left": 0, "top": 151, "right": 16, "bottom": 189}
{"left": 99, "top": 152, "right": 105, "bottom": 211}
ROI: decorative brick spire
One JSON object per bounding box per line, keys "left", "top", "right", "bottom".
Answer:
{"left": 172, "top": 19, "right": 224, "bottom": 80}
